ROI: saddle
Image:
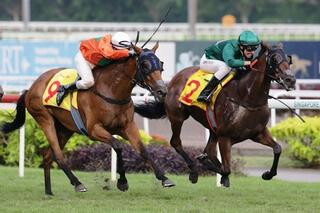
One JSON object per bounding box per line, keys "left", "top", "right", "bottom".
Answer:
{"left": 179, "top": 69, "right": 235, "bottom": 130}
{"left": 42, "top": 69, "right": 88, "bottom": 135}
{"left": 179, "top": 69, "right": 235, "bottom": 111}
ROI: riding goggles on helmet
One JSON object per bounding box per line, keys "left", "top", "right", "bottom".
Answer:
{"left": 242, "top": 45, "right": 259, "bottom": 51}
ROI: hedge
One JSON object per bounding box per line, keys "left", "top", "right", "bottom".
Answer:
{"left": 270, "top": 116, "right": 320, "bottom": 167}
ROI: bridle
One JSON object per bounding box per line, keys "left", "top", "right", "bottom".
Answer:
{"left": 92, "top": 49, "right": 164, "bottom": 105}
{"left": 265, "top": 48, "right": 292, "bottom": 89}
{"left": 134, "top": 49, "right": 164, "bottom": 92}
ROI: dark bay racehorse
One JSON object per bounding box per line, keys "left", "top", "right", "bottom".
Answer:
{"left": 1, "top": 43, "right": 175, "bottom": 195}
{"left": 135, "top": 44, "right": 296, "bottom": 187}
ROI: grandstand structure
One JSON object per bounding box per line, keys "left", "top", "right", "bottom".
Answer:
{"left": 1, "top": 21, "right": 320, "bottom": 41}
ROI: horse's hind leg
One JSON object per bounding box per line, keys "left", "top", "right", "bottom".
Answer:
{"left": 121, "top": 121, "right": 175, "bottom": 187}
{"left": 170, "top": 120, "right": 198, "bottom": 183}
{"left": 252, "top": 128, "right": 281, "bottom": 180}
{"left": 43, "top": 121, "right": 73, "bottom": 195}
{"left": 32, "top": 112, "right": 85, "bottom": 192}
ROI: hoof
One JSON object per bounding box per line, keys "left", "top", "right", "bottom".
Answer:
{"left": 117, "top": 180, "right": 129, "bottom": 191}
{"left": 189, "top": 171, "right": 198, "bottom": 184}
{"left": 162, "top": 179, "right": 175, "bottom": 187}
{"left": 262, "top": 171, "right": 275, "bottom": 180}
{"left": 45, "top": 191, "right": 54, "bottom": 196}
{"left": 196, "top": 153, "right": 208, "bottom": 161}
{"left": 75, "top": 184, "right": 87, "bottom": 192}
{"left": 220, "top": 176, "right": 230, "bottom": 187}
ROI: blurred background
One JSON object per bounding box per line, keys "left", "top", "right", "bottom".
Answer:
{"left": 1, "top": 0, "right": 320, "bottom": 171}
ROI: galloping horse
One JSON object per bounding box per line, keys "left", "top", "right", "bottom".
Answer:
{"left": 1, "top": 43, "right": 175, "bottom": 195}
{"left": 134, "top": 44, "right": 296, "bottom": 187}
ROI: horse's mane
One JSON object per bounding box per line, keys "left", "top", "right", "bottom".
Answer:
{"left": 93, "top": 56, "right": 134, "bottom": 71}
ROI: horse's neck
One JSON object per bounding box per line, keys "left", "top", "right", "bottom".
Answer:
{"left": 94, "top": 58, "right": 136, "bottom": 99}
{"left": 237, "top": 55, "right": 270, "bottom": 106}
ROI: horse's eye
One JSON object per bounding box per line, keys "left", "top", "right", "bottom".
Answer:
{"left": 142, "top": 61, "right": 151, "bottom": 70}
{"left": 273, "top": 54, "right": 282, "bottom": 64}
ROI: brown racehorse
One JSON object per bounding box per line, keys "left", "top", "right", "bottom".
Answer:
{"left": 1, "top": 43, "right": 175, "bottom": 195}
{"left": 134, "top": 44, "right": 296, "bottom": 187}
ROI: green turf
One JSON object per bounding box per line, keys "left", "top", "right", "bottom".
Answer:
{"left": 236, "top": 155, "right": 306, "bottom": 168}
{"left": 0, "top": 166, "right": 319, "bottom": 213}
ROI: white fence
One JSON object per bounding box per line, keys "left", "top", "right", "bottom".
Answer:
{"left": 2, "top": 21, "right": 320, "bottom": 40}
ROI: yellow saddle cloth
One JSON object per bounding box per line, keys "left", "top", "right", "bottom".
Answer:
{"left": 179, "top": 69, "right": 235, "bottom": 111}
{"left": 42, "top": 69, "right": 79, "bottom": 111}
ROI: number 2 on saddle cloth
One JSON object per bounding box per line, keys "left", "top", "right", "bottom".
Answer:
{"left": 179, "top": 69, "right": 236, "bottom": 130}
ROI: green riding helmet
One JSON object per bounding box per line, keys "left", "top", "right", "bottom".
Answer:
{"left": 238, "top": 30, "right": 261, "bottom": 47}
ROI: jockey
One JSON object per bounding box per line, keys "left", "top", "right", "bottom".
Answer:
{"left": 56, "top": 31, "right": 134, "bottom": 105}
{"left": 197, "top": 30, "right": 261, "bottom": 103}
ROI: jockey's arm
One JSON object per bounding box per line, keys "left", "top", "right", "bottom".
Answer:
{"left": 99, "top": 36, "right": 129, "bottom": 60}
{"left": 222, "top": 44, "right": 245, "bottom": 68}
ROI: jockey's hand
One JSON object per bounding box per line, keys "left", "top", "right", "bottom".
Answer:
{"left": 248, "top": 59, "right": 259, "bottom": 71}
{"left": 250, "top": 59, "right": 258, "bottom": 68}
{"left": 244, "top": 61, "right": 251, "bottom": 66}
{"left": 128, "top": 49, "right": 136, "bottom": 57}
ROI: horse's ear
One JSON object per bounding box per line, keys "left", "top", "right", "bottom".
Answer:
{"left": 261, "top": 41, "right": 270, "bottom": 51}
{"left": 132, "top": 45, "right": 142, "bottom": 55}
{"left": 278, "top": 43, "right": 284, "bottom": 49}
{"left": 152, "top": 41, "right": 159, "bottom": 53}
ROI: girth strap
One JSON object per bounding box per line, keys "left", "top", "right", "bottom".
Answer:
{"left": 93, "top": 90, "right": 131, "bottom": 105}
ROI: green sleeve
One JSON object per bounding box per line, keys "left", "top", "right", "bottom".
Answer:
{"left": 204, "top": 44, "right": 216, "bottom": 59}
{"left": 222, "top": 43, "right": 245, "bottom": 68}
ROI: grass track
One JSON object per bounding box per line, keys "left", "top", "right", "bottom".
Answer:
{"left": 0, "top": 166, "right": 319, "bottom": 213}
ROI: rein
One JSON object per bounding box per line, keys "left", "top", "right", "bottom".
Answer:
{"left": 251, "top": 47, "right": 305, "bottom": 122}
{"left": 267, "top": 94, "right": 305, "bottom": 123}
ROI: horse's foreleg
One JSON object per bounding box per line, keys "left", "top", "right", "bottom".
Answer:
{"left": 218, "top": 137, "right": 232, "bottom": 187}
{"left": 253, "top": 128, "right": 281, "bottom": 180}
{"left": 122, "top": 122, "right": 175, "bottom": 187}
{"left": 110, "top": 138, "right": 128, "bottom": 191}
{"left": 89, "top": 124, "right": 128, "bottom": 191}
{"left": 199, "top": 132, "right": 223, "bottom": 174}
{"left": 170, "top": 120, "right": 198, "bottom": 183}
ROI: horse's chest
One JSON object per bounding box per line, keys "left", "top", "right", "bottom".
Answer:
{"left": 100, "top": 106, "right": 133, "bottom": 129}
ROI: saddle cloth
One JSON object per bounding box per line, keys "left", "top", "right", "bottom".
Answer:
{"left": 42, "top": 69, "right": 79, "bottom": 111}
{"left": 179, "top": 69, "right": 235, "bottom": 111}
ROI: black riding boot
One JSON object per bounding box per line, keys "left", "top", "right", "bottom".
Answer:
{"left": 197, "top": 76, "right": 220, "bottom": 103}
{"left": 56, "top": 82, "right": 78, "bottom": 106}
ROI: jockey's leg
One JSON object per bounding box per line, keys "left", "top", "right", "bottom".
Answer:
{"left": 56, "top": 51, "right": 94, "bottom": 105}
{"left": 197, "top": 55, "right": 231, "bottom": 103}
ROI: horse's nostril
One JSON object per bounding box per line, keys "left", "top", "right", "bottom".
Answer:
{"left": 157, "top": 90, "right": 167, "bottom": 98}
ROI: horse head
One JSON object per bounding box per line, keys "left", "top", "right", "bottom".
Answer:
{"left": 266, "top": 44, "right": 296, "bottom": 90}
{"left": 132, "top": 42, "right": 167, "bottom": 102}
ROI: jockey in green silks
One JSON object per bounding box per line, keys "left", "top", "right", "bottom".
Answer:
{"left": 197, "top": 30, "right": 261, "bottom": 103}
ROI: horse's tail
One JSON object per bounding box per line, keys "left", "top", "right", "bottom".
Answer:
{"left": 1, "top": 90, "right": 28, "bottom": 134}
{"left": 134, "top": 100, "right": 167, "bottom": 119}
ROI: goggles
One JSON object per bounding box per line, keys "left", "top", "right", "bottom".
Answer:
{"left": 242, "top": 45, "right": 259, "bottom": 51}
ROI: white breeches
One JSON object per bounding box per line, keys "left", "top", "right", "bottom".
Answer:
{"left": 74, "top": 51, "right": 95, "bottom": 89}
{"left": 199, "top": 54, "right": 231, "bottom": 80}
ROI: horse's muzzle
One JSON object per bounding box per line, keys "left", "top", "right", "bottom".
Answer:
{"left": 153, "top": 80, "right": 167, "bottom": 102}
{"left": 283, "top": 72, "right": 296, "bottom": 90}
